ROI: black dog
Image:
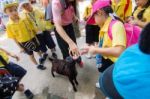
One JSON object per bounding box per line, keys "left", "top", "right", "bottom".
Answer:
{"left": 49, "top": 56, "right": 80, "bottom": 92}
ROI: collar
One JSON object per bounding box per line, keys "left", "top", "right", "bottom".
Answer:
{"left": 101, "top": 17, "right": 112, "bottom": 33}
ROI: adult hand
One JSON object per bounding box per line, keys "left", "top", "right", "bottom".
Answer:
{"left": 69, "top": 42, "right": 80, "bottom": 58}
{"left": 20, "top": 48, "right": 25, "bottom": 53}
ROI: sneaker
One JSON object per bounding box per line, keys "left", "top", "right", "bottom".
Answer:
{"left": 24, "top": 89, "right": 34, "bottom": 99}
{"left": 37, "top": 65, "right": 46, "bottom": 70}
{"left": 52, "top": 52, "right": 57, "bottom": 59}
{"left": 96, "top": 82, "right": 100, "bottom": 88}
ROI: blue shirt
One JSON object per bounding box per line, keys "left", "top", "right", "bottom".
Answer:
{"left": 113, "top": 44, "right": 150, "bottom": 99}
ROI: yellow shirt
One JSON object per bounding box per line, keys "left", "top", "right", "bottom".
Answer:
{"left": 6, "top": 18, "right": 36, "bottom": 43}
{"left": 20, "top": 7, "right": 54, "bottom": 32}
{"left": 111, "top": 0, "right": 132, "bottom": 21}
{"left": 99, "top": 17, "right": 126, "bottom": 62}
{"left": 133, "top": 6, "right": 150, "bottom": 22}
{"left": 0, "top": 50, "right": 9, "bottom": 67}
{"left": 83, "top": 4, "right": 92, "bottom": 20}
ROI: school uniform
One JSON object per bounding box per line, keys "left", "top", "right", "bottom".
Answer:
{"left": 111, "top": 0, "right": 132, "bottom": 21}
{"left": 6, "top": 18, "right": 40, "bottom": 55}
{"left": 20, "top": 7, "right": 56, "bottom": 53}
{"left": 133, "top": 6, "right": 150, "bottom": 22}
{"left": 98, "top": 17, "right": 126, "bottom": 72}
{"left": 0, "top": 50, "right": 26, "bottom": 81}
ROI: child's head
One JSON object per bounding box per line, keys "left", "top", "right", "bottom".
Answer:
{"left": 135, "top": 0, "right": 149, "bottom": 7}
{"left": 139, "top": 23, "right": 150, "bottom": 54}
{"left": 88, "top": 0, "right": 112, "bottom": 27}
{"left": 20, "top": 2, "right": 33, "bottom": 12}
{"left": 94, "top": 6, "right": 113, "bottom": 26}
{"left": 3, "top": 1, "right": 19, "bottom": 19}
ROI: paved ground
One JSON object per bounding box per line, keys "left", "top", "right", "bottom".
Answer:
{"left": 0, "top": 34, "right": 105, "bottom": 99}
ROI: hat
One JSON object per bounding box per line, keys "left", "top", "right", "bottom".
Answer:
{"left": 3, "top": 0, "right": 18, "bottom": 13}
{"left": 19, "top": 0, "right": 30, "bottom": 8}
{"left": 87, "top": 0, "right": 111, "bottom": 24}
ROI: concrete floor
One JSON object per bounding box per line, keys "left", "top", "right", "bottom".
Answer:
{"left": 0, "top": 35, "right": 105, "bottom": 99}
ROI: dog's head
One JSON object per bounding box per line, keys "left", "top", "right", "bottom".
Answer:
{"left": 139, "top": 23, "right": 150, "bottom": 54}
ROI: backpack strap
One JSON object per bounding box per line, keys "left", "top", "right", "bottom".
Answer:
{"left": 108, "top": 20, "right": 118, "bottom": 40}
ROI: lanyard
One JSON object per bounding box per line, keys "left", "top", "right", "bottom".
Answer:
{"left": 27, "top": 11, "right": 38, "bottom": 26}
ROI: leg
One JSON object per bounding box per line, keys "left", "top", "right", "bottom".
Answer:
{"left": 51, "top": 67, "right": 55, "bottom": 77}
{"left": 54, "top": 29, "right": 70, "bottom": 59}
{"left": 29, "top": 54, "right": 38, "bottom": 65}
{"left": 98, "top": 57, "right": 114, "bottom": 72}
{"left": 74, "top": 77, "right": 78, "bottom": 85}
{"left": 69, "top": 77, "right": 77, "bottom": 92}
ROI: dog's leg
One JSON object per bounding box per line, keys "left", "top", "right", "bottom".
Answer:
{"left": 69, "top": 77, "right": 77, "bottom": 92}
{"left": 74, "top": 77, "right": 79, "bottom": 85}
{"left": 51, "top": 68, "right": 55, "bottom": 77}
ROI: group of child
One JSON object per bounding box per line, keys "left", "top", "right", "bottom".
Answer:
{"left": 1, "top": 0, "right": 150, "bottom": 98}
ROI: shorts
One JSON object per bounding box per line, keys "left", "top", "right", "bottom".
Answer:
{"left": 19, "top": 38, "right": 40, "bottom": 55}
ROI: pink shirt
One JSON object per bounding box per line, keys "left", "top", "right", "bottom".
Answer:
{"left": 52, "top": 0, "right": 75, "bottom": 26}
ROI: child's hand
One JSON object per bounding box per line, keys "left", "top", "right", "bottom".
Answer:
{"left": 88, "top": 46, "right": 97, "bottom": 55}
{"left": 12, "top": 55, "right": 20, "bottom": 61}
{"left": 20, "top": 48, "right": 25, "bottom": 53}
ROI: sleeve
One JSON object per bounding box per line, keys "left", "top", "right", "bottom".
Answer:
{"left": 6, "top": 25, "right": 15, "bottom": 39}
{"left": 52, "top": 1, "right": 62, "bottom": 24}
{"left": 112, "top": 22, "right": 126, "bottom": 47}
{"left": 125, "top": 0, "right": 132, "bottom": 18}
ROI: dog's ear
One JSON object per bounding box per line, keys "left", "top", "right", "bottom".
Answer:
{"left": 139, "top": 23, "right": 150, "bottom": 54}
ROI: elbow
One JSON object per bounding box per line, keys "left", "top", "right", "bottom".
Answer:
{"left": 114, "top": 46, "right": 126, "bottom": 57}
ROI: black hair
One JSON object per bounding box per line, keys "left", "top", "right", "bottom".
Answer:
{"left": 101, "top": 6, "right": 124, "bottom": 23}
{"left": 133, "top": 0, "right": 150, "bottom": 21}
{"left": 139, "top": 23, "right": 150, "bottom": 54}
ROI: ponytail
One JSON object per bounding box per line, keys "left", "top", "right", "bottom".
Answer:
{"left": 101, "top": 6, "right": 124, "bottom": 23}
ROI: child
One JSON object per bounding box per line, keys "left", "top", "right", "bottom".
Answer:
{"left": 111, "top": 0, "right": 132, "bottom": 21}
{"left": 82, "top": 0, "right": 126, "bottom": 87}
{"left": 4, "top": 0, "right": 46, "bottom": 70}
{"left": 20, "top": 1, "right": 57, "bottom": 61}
{"left": 99, "top": 23, "right": 150, "bottom": 99}
{"left": 129, "top": 0, "right": 150, "bottom": 28}
{"left": 83, "top": 0, "right": 100, "bottom": 59}
{"left": 0, "top": 47, "right": 34, "bottom": 99}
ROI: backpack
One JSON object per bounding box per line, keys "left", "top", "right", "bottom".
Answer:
{"left": 108, "top": 20, "right": 142, "bottom": 47}
{"left": 45, "top": 0, "right": 68, "bottom": 21}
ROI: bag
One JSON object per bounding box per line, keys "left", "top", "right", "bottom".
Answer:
{"left": 0, "top": 55, "right": 19, "bottom": 98}
{"left": 108, "top": 20, "right": 142, "bottom": 47}
{"left": 45, "top": 0, "right": 68, "bottom": 21}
